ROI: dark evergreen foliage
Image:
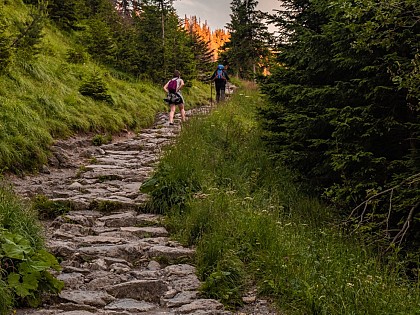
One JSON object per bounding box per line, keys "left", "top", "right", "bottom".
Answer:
{"left": 79, "top": 72, "right": 114, "bottom": 104}
{"left": 47, "top": 0, "right": 80, "bottom": 30}
{"left": 11, "top": 3, "right": 46, "bottom": 59}
{"left": 259, "top": 0, "right": 420, "bottom": 254}
{"left": 57, "top": 0, "right": 198, "bottom": 83}
{"left": 220, "top": 0, "right": 272, "bottom": 79}
{"left": 188, "top": 31, "right": 214, "bottom": 78}
{"left": 66, "top": 47, "right": 88, "bottom": 64}
{"left": 83, "top": 17, "right": 117, "bottom": 65}
{"left": 0, "top": 11, "right": 11, "bottom": 72}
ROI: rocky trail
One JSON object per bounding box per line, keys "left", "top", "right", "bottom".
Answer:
{"left": 8, "top": 107, "right": 277, "bottom": 315}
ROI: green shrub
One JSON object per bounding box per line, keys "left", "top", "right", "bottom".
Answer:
{"left": 66, "top": 48, "right": 87, "bottom": 64}
{"left": 0, "top": 279, "right": 13, "bottom": 315}
{"left": 0, "top": 230, "right": 64, "bottom": 308}
{"left": 92, "top": 133, "right": 112, "bottom": 146}
{"left": 0, "top": 185, "right": 63, "bottom": 312}
{"left": 79, "top": 72, "right": 114, "bottom": 104}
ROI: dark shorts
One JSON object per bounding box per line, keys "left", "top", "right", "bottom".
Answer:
{"left": 166, "top": 92, "right": 184, "bottom": 105}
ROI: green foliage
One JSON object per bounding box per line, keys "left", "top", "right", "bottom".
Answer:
{"left": 83, "top": 17, "right": 116, "bottom": 65}
{"left": 0, "top": 184, "right": 43, "bottom": 247}
{"left": 0, "top": 10, "right": 11, "bottom": 73}
{"left": 79, "top": 72, "right": 114, "bottom": 104}
{"left": 12, "top": 2, "right": 46, "bottom": 60}
{"left": 140, "top": 161, "right": 201, "bottom": 214}
{"left": 0, "top": 278, "right": 13, "bottom": 315}
{"left": 31, "top": 195, "right": 72, "bottom": 220}
{"left": 47, "top": 0, "right": 80, "bottom": 31}
{"left": 187, "top": 31, "right": 214, "bottom": 79}
{"left": 220, "top": 0, "right": 272, "bottom": 79}
{"left": 259, "top": 0, "right": 420, "bottom": 254}
{"left": 148, "top": 85, "right": 420, "bottom": 313}
{"left": 0, "top": 230, "right": 64, "bottom": 308}
{"left": 200, "top": 252, "right": 245, "bottom": 307}
{"left": 91, "top": 133, "right": 112, "bottom": 146}
{"left": 130, "top": 4, "right": 197, "bottom": 83}
{"left": 65, "top": 47, "right": 87, "bottom": 64}
{"left": 0, "top": 185, "right": 63, "bottom": 312}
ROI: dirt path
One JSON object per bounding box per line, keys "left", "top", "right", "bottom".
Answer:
{"left": 9, "top": 108, "right": 278, "bottom": 315}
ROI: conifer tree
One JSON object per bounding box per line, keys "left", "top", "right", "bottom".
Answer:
{"left": 220, "top": 0, "right": 271, "bottom": 79}
{"left": 47, "top": 0, "right": 80, "bottom": 30}
{"left": 12, "top": 2, "right": 46, "bottom": 60}
{"left": 132, "top": 3, "right": 166, "bottom": 81}
{"left": 78, "top": 0, "right": 121, "bottom": 66}
{"left": 0, "top": 11, "right": 11, "bottom": 72}
{"left": 84, "top": 17, "right": 116, "bottom": 65}
{"left": 183, "top": 18, "right": 214, "bottom": 77}
{"left": 188, "top": 31, "right": 214, "bottom": 77}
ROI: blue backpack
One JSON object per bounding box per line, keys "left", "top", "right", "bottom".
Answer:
{"left": 216, "top": 69, "right": 226, "bottom": 80}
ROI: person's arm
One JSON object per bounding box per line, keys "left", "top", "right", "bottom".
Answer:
{"left": 224, "top": 71, "right": 230, "bottom": 81}
{"left": 209, "top": 71, "right": 216, "bottom": 81}
{"left": 163, "top": 81, "right": 169, "bottom": 93}
{"left": 178, "top": 79, "right": 185, "bottom": 92}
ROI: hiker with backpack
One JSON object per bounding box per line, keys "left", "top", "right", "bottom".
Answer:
{"left": 210, "top": 64, "right": 230, "bottom": 103}
{"left": 163, "top": 70, "right": 186, "bottom": 125}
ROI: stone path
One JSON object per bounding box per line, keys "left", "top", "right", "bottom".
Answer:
{"left": 9, "top": 108, "right": 278, "bottom": 315}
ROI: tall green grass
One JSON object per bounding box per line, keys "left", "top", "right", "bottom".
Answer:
{"left": 143, "top": 83, "right": 420, "bottom": 314}
{"left": 0, "top": 184, "right": 43, "bottom": 247}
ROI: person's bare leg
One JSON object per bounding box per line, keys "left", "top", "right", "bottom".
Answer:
{"left": 179, "top": 104, "right": 186, "bottom": 122}
{"left": 169, "top": 104, "right": 176, "bottom": 124}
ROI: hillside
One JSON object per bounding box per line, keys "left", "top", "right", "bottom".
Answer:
{"left": 0, "top": 0, "right": 211, "bottom": 173}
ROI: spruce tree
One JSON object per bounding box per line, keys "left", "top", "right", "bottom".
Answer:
{"left": 0, "top": 11, "right": 11, "bottom": 72}
{"left": 84, "top": 17, "right": 116, "bottom": 65}
{"left": 47, "top": 0, "right": 80, "bottom": 31}
{"left": 220, "top": 0, "right": 271, "bottom": 79}
{"left": 12, "top": 2, "right": 46, "bottom": 60}
{"left": 188, "top": 31, "right": 214, "bottom": 78}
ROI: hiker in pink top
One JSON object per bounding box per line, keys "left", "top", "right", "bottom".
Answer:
{"left": 163, "top": 70, "right": 186, "bottom": 126}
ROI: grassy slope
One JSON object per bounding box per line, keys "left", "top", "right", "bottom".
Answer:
{"left": 0, "top": 0, "right": 210, "bottom": 172}
{"left": 144, "top": 82, "right": 420, "bottom": 314}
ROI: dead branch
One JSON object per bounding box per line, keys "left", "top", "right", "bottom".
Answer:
{"left": 386, "top": 188, "right": 394, "bottom": 236}
{"left": 348, "top": 173, "right": 420, "bottom": 220}
{"left": 389, "top": 202, "right": 419, "bottom": 249}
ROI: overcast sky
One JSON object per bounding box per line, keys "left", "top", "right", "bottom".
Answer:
{"left": 173, "top": 0, "right": 281, "bottom": 30}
